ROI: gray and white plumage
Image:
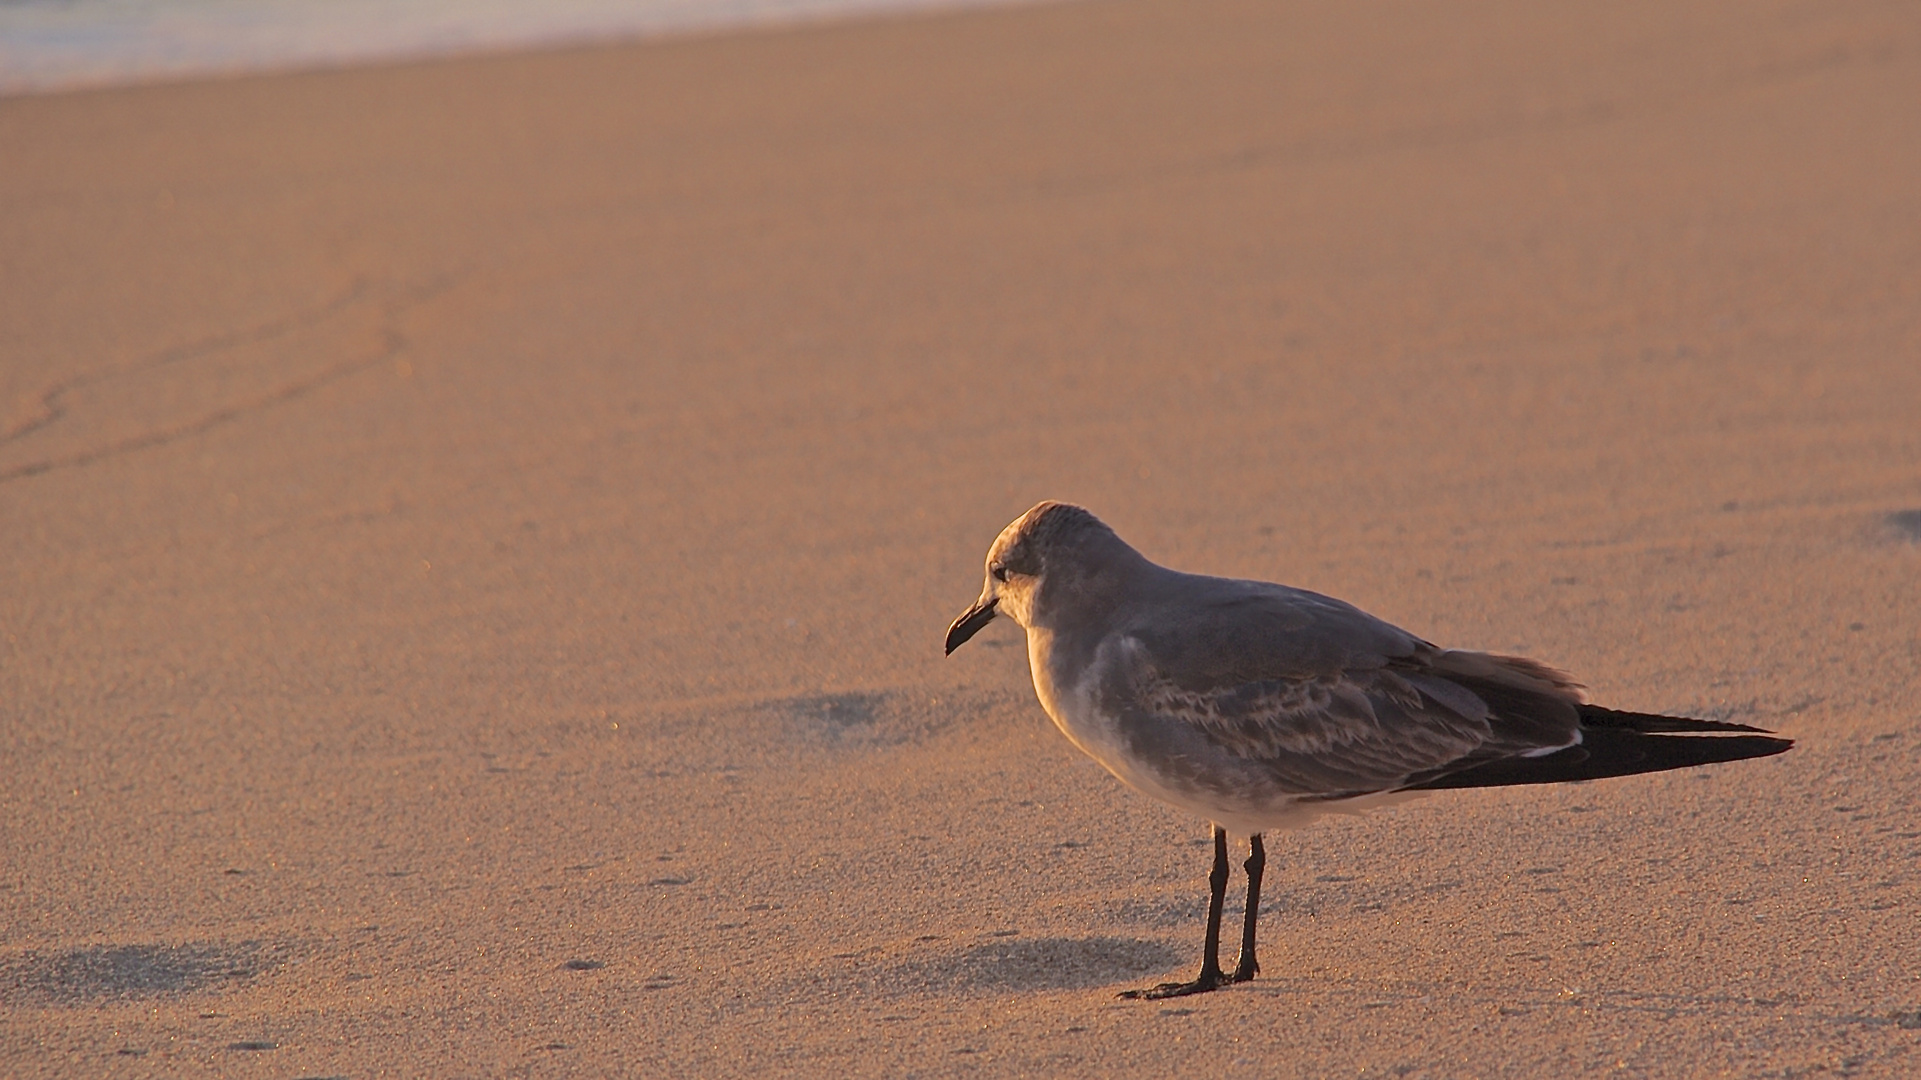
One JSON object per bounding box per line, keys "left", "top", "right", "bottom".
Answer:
{"left": 944, "top": 501, "right": 1786, "bottom": 836}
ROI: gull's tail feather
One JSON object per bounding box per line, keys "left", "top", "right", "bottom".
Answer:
{"left": 1402, "top": 710, "right": 1793, "bottom": 792}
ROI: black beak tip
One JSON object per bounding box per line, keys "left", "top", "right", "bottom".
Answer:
{"left": 944, "top": 599, "right": 998, "bottom": 655}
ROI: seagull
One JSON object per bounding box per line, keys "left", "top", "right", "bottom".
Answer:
{"left": 943, "top": 501, "right": 1792, "bottom": 999}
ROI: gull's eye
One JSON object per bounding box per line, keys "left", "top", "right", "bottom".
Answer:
{"left": 990, "top": 563, "right": 1008, "bottom": 582}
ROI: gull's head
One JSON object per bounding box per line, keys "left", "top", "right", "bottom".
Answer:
{"left": 944, "top": 501, "right": 1125, "bottom": 654}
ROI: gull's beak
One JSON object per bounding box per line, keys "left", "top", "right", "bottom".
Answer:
{"left": 944, "top": 596, "right": 999, "bottom": 655}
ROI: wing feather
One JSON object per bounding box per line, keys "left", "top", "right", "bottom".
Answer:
{"left": 1099, "top": 593, "right": 1588, "bottom": 797}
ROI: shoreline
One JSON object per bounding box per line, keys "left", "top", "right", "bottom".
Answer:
{"left": 0, "top": 0, "right": 1058, "bottom": 98}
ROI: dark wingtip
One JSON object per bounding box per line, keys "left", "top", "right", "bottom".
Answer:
{"left": 1578, "top": 704, "right": 1778, "bottom": 734}
{"left": 1404, "top": 729, "right": 1793, "bottom": 792}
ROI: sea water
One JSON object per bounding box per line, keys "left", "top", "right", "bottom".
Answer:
{"left": 0, "top": 0, "right": 1034, "bottom": 95}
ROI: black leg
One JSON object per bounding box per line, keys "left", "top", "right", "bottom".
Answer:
{"left": 1121, "top": 824, "right": 1230, "bottom": 999}
{"left": 1230, "top": 833, "right": 1264, "bottom": 983}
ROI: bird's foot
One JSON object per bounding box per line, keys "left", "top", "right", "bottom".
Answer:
{"left": 1229, "top": 956, "right": 1259, "bottom": 984}
{"left": 1119, "top": 968, "right": 1226, "bottom": 1000}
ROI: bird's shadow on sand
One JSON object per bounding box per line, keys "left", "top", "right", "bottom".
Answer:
{"left": 887, "top": 936, "right": 1182, "bottom": 994}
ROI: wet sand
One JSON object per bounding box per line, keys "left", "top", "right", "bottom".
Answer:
{"left": 3, "top": 0, "right": 1919, "bottom": 1074}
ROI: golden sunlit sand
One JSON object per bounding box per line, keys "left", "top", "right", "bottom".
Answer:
{"left": 3, "top": 0, "right": 1919, "bottom": 1074}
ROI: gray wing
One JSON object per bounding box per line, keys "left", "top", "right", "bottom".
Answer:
{"left": 1102, "top": 576, "right": 1587, "bottom": 796}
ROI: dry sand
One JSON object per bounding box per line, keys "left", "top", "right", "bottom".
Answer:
{"left": 3, "top": 0, "right": 1919, "bottom": 1074}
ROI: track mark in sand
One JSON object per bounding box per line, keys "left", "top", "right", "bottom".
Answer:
{"left": 0, "top": 281, "right": 367, "bottom": 449}
{"left": 759, "top": 688, "right": 1006, "bottom": 749}
{"left": 0, "top": 271, "right": 464, "bottom": 485}
{"left": 782, "top": 692, "right": 885, "bottom": 743}
{"left": 0, "top": 941, "right": 286, "bottom": 1004}
{"left": 645, "top": 686, "right": 1023, "bottom": 759}
{"left": 564, "top": 958, "right": 606, "bottom": 971}
{"left": 227, "top": 1041, "right": 278, "bottom": 1052}
{"left": 1886, "top": 509, "right": 1921, "bottom": 542}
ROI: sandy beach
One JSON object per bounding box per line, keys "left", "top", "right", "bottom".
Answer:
{"left": 3, "top": 0, "right": 1919, "bottom": 1073}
